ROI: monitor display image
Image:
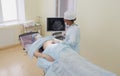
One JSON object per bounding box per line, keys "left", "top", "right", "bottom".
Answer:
{"left": 47, "top": 17, "right": 65, "bottom": 31}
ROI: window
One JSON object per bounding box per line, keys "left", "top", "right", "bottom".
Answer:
{"left": 56, "top": 0, "right": 76, "bottom": 17}
{"left": 0, "top": 0, "right": 25, "bottom": 23}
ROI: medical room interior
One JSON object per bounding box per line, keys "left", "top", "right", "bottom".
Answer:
{"left": 0, "top": 0, "right": 120, "bottom": 76}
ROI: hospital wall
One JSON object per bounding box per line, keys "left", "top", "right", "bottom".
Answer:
{"left": 37, "top": 0, "right": 56, "bottom": 36}
{"left": 24, "top": 0, "right": 40, "bottom": 20}
{"left": 0, "top": 25, "right": 23, "bottom": 49}
{"left": 24, "top": 0, "right": 56, "bottom": 36}
{"left": 76, "top": 0, "right": 120, "bottom": 75}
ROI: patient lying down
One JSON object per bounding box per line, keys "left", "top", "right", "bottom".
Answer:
{"left": 34, "top": 40, "right": 55, "bottom": 62}
{"left": 27, "top": 36, "right": 116, "bottom": 76}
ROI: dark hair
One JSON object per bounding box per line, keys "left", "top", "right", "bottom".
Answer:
{"left": 38, "top": 46, "right": 44, "bottom": 53}
{"left": 70, "top": 18, "right": 76, "bottom": 22}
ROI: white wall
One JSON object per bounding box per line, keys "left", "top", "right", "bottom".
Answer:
{"left": 0, "top": 25, "right": 23, "bottom": 48}
{"left": 24, "top": 0, "right": 40, "bottom": 20}
{"left": 24, "top": 0, "right": 56, "bottom": 36}
{"left": 38, "top": 0, "right": 56, "bottom": 36}
{"left": 76, "top": 0, "right": 120, "bottom": 75}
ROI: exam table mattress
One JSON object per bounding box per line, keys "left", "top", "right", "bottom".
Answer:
{"left": 19, "top": 32, "right": 40, "bottom": 50}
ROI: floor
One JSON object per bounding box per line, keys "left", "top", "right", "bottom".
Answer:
{"left": 0, "top": 45, "right": 44, "bottom": 76}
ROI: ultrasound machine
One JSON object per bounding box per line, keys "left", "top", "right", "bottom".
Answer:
{"left": 47, "top": 17, "right": 65, "bottom": 40}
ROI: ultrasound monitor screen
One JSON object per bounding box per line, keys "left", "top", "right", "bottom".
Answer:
{"left": 47, "top": 18, "right": 65, "bottom": 31}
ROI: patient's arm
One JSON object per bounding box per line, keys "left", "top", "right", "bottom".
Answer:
{"left": 34, "top": 51, "right": 54, "bottom": 62}
{"left": 34, "top": 40, "right": 56, "bottom": 62}
{"left": 53, "top": 38, "right": 62, "bottom": 43}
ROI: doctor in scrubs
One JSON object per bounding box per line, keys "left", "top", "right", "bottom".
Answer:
{"left": 63, "top": 11, "right": 80, "bottom": 53}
